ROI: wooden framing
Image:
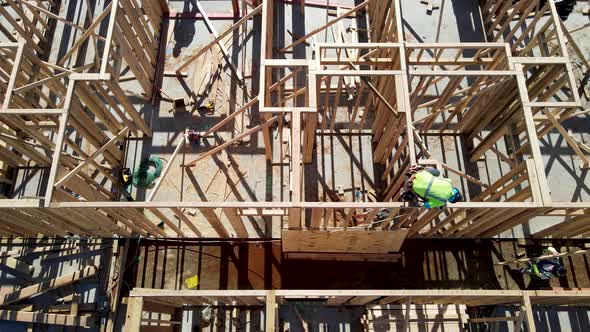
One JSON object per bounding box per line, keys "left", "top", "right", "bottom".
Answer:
{"left": 0, "top": 238, "right": 118, "bottom": 329}
{"left": 0, "top": 0, "right": 166, "bottom": 208}
{"left": 0, "top": 0, "right": 587, "bottom": 244}
{"left": 125, "top": 288, "right": 590, "bottom": 331}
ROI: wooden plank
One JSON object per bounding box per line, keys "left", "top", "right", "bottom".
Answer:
{"left": 348, "top": 296, "right": 380, "bottom": 305}
{"left": 170, "top": 207, "right": 202, "bottom": 237}
{"left": 378, "top": 296, "right": 405, "bottom": 305}
{"left": 282, "top": 229, "right": 408, "bottom": 253}
{"left": 58, "top": 2, "right": 114, "bottom": 66}
{"left": 0, "top": 266, "right": 97, "bottom": 305}
{"left": 265, "top": 291, "right": 276, "bottom": 332}
{"left": 16, "top": 1, "right": 103, "bottom": 40}
{"left": 540, "top": 108, "right": 589, "bottom": 165}
{"left": 0, "top": 8, "right": 43, "bottom": 53}
{"left": 203, "top": 97, "right": 258, "bottom": 136}
{"left": 54, "top": 127, "right": 129, "bottom": 188}
{"left": 0, "top": 311, "right": 94, "bottom": 327}
{"left": 290, "top": 109, "right": 302, "bottom": 229}
{"left": 105, "top": 79, "right": 152, "bottom": 136}
{"left": 177, "top": 4, "right": 263, "bottom": 72}
{"left": 119, "top": 0, "right": 156, "bottom": 65}
{"left": 0, "top": 241, "right": 95, "bottom": 258}
{"left": 105, "top": 240, "right": 128, "bottom": 332}
{"left": 469, "top": 316, "right": 518, "bottom": 323}
{"left": 514, "top": 309, "right": 526, "bottom": 331}
{"left": 200, "top": 208, "right": 230, "bottom": 237}
{"left": 280, "top": 0, "right": 371, "bottom": 52}
{"left": 100, "top": 0, "right": 119, "bottom": 74}
{"left": 195, "top": 1, "right": 245, "bottom": 87}
{"left": 309, "top": 208, "right": 324, "bottom": 229}
{"left": 12, "top": 64, "right": 93, "bottom": 94}
{"left": 496, "top": 248, "right": 590, "bottom": 266}
{"left": 147, "top": 134, "right": 186, "bottom": 202}
{"left": 223, "top": 207, "right": 248, "bottom": 238}
{"left": 285, "top": 252, "right": 400, "bottom": 262}
{"left": 43, "top": 82, "right": 76, "bottom": 206}
{"left": 39, "top": 244, "right": 111, "bottom": 262}
{"left": 514, "top": 64, "right": 552, "bottom": 205}
{"left": 108, "top": 208, "right": 158, "bottom": 237}
{"left": 0, "top": 256, "right": 33, "bottom": 276}
{"left": 326, "top": 296, "right": 354, "bottom": 305}
{"left": 50, "top": 200, "right": 545, "bottom": 209}
{"left": 125, "top": 296, "right": 144, "bottom": 332}
{"left": 361, "top": 76, "right": 398, "bottom": 116}
{"left": 111, "top": 22, "right": 153, "bottom": 95}
{"left": 403, "top": 296, "right": 412, "bottom": 332}
{"left": 1, "top": 43, "right": 25, "bottom": 110}
{"left": 185, "top": 115, "right": 280, "bottom": 166}
{"left": 149, "top": 208, "right": 185, "bottom": 237}
{"left": 303, "top": 112, "right": 318, "bottom": 163}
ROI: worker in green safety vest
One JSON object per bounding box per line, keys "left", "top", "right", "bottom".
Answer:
{"left": 518, "top": 247, "right": 566, "bottom": 280}
{"left": 402, "top": 165, "right": 462, "bottom": 208}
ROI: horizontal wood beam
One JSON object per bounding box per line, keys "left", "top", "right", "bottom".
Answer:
{"left": 0, "top": 310, "right": 94, "bottom": 328}
{"left": 49, "top": 201, "right": 543, "bottom": 209}
{"left": 185, "top": 115, "right": 280, "bottom": 167}
{"left": 176, "top": 3, "right": 263, "bottom": 72}
{"left": 54, "top": 127, "right": 129, "bottom": 188}
{"left": 0, "top": 266, "right": 97, "bottom": 306}
{"left": 279, "top": 0, "right": 371, "bottom": 52}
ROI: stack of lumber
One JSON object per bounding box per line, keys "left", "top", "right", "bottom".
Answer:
{"left": 362, "top": 304, "right": 469, "bottom": 331}
{"left": 0, "top": 239, "right": 108, "bottom": 328}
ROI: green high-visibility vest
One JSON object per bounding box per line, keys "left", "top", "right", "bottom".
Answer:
{"left": 412, "top": 170, "right": 453, "bottom": 208}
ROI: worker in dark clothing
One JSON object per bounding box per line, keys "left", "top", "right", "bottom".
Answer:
{"left": 401, "top": 165, "right": 462, "bottom": 208}
{"left": 513, "top": 1, "right": 575, "bottom": 20}
{"left": 540, "top": 0, "right": 576, "bottom": 20}
{"left": 519, "top": 247, "right": 567, "bottom": 280}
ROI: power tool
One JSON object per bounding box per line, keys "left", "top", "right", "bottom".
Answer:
{"left": 119, "top": 168, "right": 132, "bottom": 186}
{"left": 187, "top": 130, "right": 202, "bottom": 144}
{"left": 199, "top": 101, "right": 215, "bottom": 115}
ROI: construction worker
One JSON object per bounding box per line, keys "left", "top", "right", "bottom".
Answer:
{"left": 541, "top": 0, "right": 576, "bottom": 21}
{"left": 519, "top": 247, "right": 567, "bottom": 280}
{"left": 401, "top": 165, "right": 462, "bottom": 208}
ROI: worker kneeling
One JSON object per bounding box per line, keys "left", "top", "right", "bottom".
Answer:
{"left": 402, "top": 165, "right": 462, "bottom": 208}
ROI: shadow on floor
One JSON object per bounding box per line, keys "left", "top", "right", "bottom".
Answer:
{"left": 127, "top": 238, "right": 590, "bottom": 291}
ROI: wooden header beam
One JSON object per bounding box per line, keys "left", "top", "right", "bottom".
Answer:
{"left": 48, "top": 201, "right": 546, "bottom": 209}
{"left": 131, "top": 288, "right": 590, "bottom": 311}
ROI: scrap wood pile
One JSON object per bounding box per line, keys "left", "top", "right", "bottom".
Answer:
{"left": 0, "top": 239, "right": 111, "bottom": 328}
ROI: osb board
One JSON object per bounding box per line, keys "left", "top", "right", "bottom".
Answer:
{"left": 281, "top": 229, "right": 408, "bottom": 253}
